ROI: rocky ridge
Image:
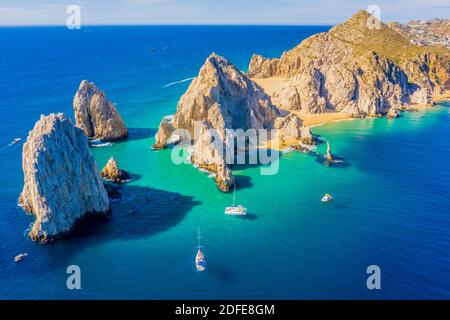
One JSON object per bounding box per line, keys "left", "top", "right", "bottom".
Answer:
{"left": 248, "top": 10, "right": 450, "bottom": 117}
{"left": 153, "top": 53, "right": 316, "bottom": 191}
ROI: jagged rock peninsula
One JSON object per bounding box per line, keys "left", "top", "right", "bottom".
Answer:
{"left": 19, "top": 113, "right": 110, "bottom": 243}
{"left": 153, "top": 53, "right": 314, "bottom": 191}
{"left": 100, "top": 156, "right": 131, "bottom": 183}
{"left": 73, "top": 80, "right": 128, "bottom": 141}
{"left": 248, "top": 10, "right": 450, "bottom": 118}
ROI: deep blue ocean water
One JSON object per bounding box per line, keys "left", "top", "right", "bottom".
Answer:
{"left": 0, "top": 26, "right": 449, "bottom": 299}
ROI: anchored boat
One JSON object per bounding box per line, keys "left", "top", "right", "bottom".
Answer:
{"left": 195, "top": 228, "right": 206, "bottom": 272}
{"left": 225, "top": 185, "right": 247, "bottom": 216}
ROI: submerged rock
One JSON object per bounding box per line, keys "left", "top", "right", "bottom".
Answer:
{"left": 19, "top": 113, "right": 110, "bottom": 243}
{"left": 387, "top": 107, "right": 400, "bottom": 119}
{"left": 100, "top": 156, "right": 131, "bottom": 183}
{"left": 73, "top": 80, "right": 128, "bottom": 141}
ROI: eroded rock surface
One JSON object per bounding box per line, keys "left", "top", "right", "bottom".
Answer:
{"left": 73, "top": 80, "right": 128, "bottom": 141}
{"left": 19, "top": 113, "right": 110, "bottom": 243}
{"left": 100, "top": 157, "right": 131, "bottom": 183}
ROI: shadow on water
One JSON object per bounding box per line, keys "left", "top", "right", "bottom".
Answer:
{"left": 312, "top": 152, "right": 350, "bottom": 169}
{"left": 236, "top": 213, "right": 258, "bottom": 220}
{"left": 66, "top": 185, "right": 200, "bottom": 241}
{"left": 233, "top": 174, "right": 253, "bottom": 190}
{"left": 28, "top": 185, "right": 202, "bottom": 268}
{"left": 123, "top": 127, "right": 157, "bottom": 142}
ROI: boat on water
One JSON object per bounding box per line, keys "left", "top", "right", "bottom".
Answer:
{"left": 195, "top": 228, "right": 206, "bottom": 272}
{"left": 321, "top": 194, "right": 334, "bottom": 202}
{"left": 14, "top": 253, "right": 28, "bottom": 262}
{"left": 225, "top": 185, "right": 247, "bottom": 215}
{"left": 89, "top": 139, "right": 114, "bottom": 148}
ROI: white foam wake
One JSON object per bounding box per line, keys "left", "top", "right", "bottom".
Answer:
{"left": 163, "top": 77, "right": 195, "bottom": 88}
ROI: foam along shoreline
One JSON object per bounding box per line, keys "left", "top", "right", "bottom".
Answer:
{"left": 253, "top": 77, "right": 450, "bottom": 129}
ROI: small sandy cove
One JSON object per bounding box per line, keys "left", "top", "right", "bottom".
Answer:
{"left": 253, "top": 76, "right": 450, "bottom": 150}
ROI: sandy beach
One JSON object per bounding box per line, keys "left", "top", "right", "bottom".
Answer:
{"left": 254, "top": 76, "right": 450, "bottom": 127}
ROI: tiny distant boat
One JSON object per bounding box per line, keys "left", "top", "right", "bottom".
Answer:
{"left": 89, "top": 139, "right": 114, "bottom": 148}
{"left": 195, "top": 227, "right": 206, "bottom": 272}
{"left": 225, "top": 185, "right": 247, "bottom": 216}
{"left": 14, "top": 253, "right": 28, "bottom": 263}
{"left": 8, "top": 138, "right": 21, "bottom": 146}
{"left": 321, "top": 194, "right": 334, "bottom": 202}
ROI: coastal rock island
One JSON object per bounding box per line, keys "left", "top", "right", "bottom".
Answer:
{"left": 153, "top": 53, "right": 315, "bottom": 191}
{"left": 73, "top": 80, "right": 128, "bottom": 141}
{"left": 100, "top": 156, "right": 131, "bottom": 183}
{"left": 19, "top": 113, "right": 110, "bottom": 243}
{"left": 248, "top": 10, "right": 450, "bottom": 120}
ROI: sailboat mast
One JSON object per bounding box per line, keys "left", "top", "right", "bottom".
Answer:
{"left": 233, "top": 184, "right": 236, "bottom": 207}
{"left": 197, "top": 227, "right": 202, "bottom": 249}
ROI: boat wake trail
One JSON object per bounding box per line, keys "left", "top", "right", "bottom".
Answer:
{"left": 163, "top": 77, "right": 195, "bottom": 88}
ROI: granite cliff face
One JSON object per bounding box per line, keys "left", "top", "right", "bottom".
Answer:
{"left": 248, "top": 11, "right": 450, "bottom": 116}
{"left": 73, "top": 80, "right": 128, "bottom": 141}
{"left": 100, "top": 156, "right": 131, "bottom": 183}
{"left": 19, "top": 113, "right": 110, "bottom": 243}
{"left": 153, "top": 53, "right": 314, "bottom": 191}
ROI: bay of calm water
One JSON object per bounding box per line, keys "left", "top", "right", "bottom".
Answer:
{"left": 0, "top": 26, "right": 449, "bottom": 299}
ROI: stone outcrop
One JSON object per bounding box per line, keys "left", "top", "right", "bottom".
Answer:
{"left": 153, "top": 53, "right": 315, "bottom": 191}
{"left": 152, "top": 117, "right": 175, "bottom": 149}
{"left": 248, "top": 10, "right": 450, "bottom": 117}
{"left": 100, "top": 157, "right": 131, "bottom": 183}
{"left": 19, "top": 113, "right": 110, "bottom": 243}
{"left": 325, "top": 142, "right": 334, "bottom": 162}
{"left": 73, "top": 80, "right": 128, "bottom": 141}
{"left": 389, "top": 19, "right": 450, "bottom": 47}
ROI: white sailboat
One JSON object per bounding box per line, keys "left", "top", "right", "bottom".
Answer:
{"left": 225, "top": 185, "right": 247, "bottom": 215}
{"left": 195, "top": 227, "right": 206, "bottom": 272}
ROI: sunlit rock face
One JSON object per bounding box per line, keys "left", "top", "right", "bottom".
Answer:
{"left": 73, "top": 80, "right": 128, "bottom": 141}
{"left": 153, "top": 53, "right": 315, "bottom": 191}
{"left": 19, "top": 113, "right": 110, "bottom": 243}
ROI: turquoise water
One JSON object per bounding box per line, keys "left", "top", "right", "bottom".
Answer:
{"left": 1, "top": 26, "right": 450, "bottom": 299}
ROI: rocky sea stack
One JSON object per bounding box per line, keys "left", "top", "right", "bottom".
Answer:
{"left": 19, "top": 113, "right": 110, "bottom": 243}
{"left": 153, "top": 53, "right": 315, "bottom": 192}
{"left": 73, "top": 80, "right": 128, "bottom": 141}
{"left": 100, "top": 156, "right": 131, "bottom": 183}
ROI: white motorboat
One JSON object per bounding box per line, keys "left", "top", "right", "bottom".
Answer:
{"left": 225, "top": 185, "right": 247, "bottom": 215}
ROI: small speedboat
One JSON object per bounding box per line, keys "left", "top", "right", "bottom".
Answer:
{"left": 321, "top": 194, "right": 334, "bottom": 202}
{"left": 14, "top": 253, "right": 28, "bottom": 263}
